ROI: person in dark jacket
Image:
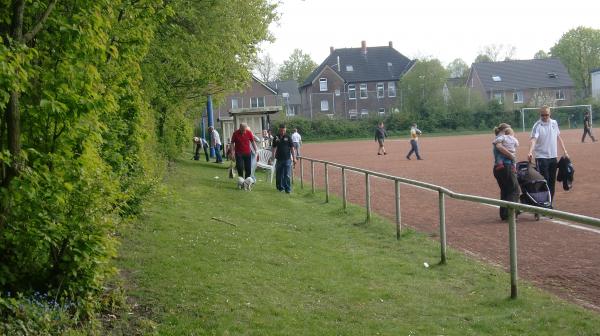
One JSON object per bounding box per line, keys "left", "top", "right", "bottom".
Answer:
{"left": 375, "top": 122, "right": 387, "bottom": 155}
{"left": 581, "top": 111, "right": 597, "bottom": 143}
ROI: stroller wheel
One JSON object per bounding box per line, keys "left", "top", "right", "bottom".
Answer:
{"left": 534, "top": 213, "right": 540, "bottom": 221}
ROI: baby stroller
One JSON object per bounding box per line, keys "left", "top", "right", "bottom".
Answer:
{"left": 516, "top": 161, "right": 552, "bottom": 220}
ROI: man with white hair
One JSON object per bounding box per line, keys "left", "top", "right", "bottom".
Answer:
{"left": 230, "top": 123, "right": 258, "bottom": 180}
{"left": 208, "top": 126, "right": 222, "bottom": 163}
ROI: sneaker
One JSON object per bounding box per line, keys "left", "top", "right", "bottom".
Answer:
{"left": 406, "top": 156, "right": 411, "bottom": 160}
{"left": 383, "top": 152, "right": 387, "bottom": 155}
{"left": 377, "top": 153, "right": 382, "bottom": 155}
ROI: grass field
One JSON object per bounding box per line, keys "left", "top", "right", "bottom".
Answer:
{"left": 116, "top": 158, "right": 600, "bottom": 335}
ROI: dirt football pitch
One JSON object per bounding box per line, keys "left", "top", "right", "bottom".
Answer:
{"left": 297, "top": 128, "right": 600, "bottom": 311}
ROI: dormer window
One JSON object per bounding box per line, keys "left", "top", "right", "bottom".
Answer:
{"left": 547, "top": 72, "right": 558, "bottom": 79}
{"left": 492, "top": 75, "right": 502, "bottom": 82}
{"left": 346, "top": 65, "right": 354, "bottom": 72}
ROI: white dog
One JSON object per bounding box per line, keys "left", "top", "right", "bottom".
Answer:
{"left": 243, "top": 177, "right": 255, "bottom": 191}
{"left": 236, "top": 176, "right": 245, "bottom": 190}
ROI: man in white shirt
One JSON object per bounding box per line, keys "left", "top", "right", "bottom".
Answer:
{"left": 527, "top": 105, "right": 569, "bottom": 201}
{"left": 291, "top": 128, "right": 302, "bottom": 157}
{"left": 208, "top": 126, "right": 223, "bottom": 163}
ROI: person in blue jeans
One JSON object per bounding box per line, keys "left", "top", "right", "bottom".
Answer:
{"left": 272, "top": 123, "right": 297, "bottom": 193}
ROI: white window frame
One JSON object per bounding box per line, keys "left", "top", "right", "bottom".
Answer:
{"left": 388, "top": 82, "right": 396, "bottom": 97}
{"left": 377, "top": 82, "right": 384, "bottom": 98}
{"left": 348, "top": 109, "right": 357, "bottom": 120}
{"left": 320, "top": 99, "right": 329, "bottom": 111}
{"left": 555, "top": 89, "right": 565, "bottom": 101}
{"left": 231, "top": 98, "right": 240, "bottom": 109}
{"left": 348, "top": 84, "right": 356, "bottom": 100}
{"left": 319, "top": 78, "right": 328, "bottom": 91}
{"left": 378, "top": 108, "right": 385, "bottom": 116}
{"left": 251, "top": 97, "right": 265, "bottom": 108}
{"left": 513, "top": 91, "right": 523, "bottom": 103}
{"left": 360, "top": 108, "right": 368, "bottom": 117}
{"left": 493, "top": 92, "right": 504, "bottom": 104}
{"left": 360, "top": 83, "right": 368, "bottom": 99}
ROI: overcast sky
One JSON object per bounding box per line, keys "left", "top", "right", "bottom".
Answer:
{"left": 260, "top": 0, "right": 600, "bottom": 68}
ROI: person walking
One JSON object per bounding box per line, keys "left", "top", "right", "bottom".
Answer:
{"left": 527, "top": 105, "right": 569, "bottom": 203}
{"left": 581, "top": 111, "right": 597, "bottom": 143}
{"left": 272, "top": 123, "right": 296, "bottom": 193}
{"left": 374, "top": 122, "right": 387, "bottom": 155}
{"left": 230, "top": 123, "right": 258, "bottom": 179}
{"left": 492, "top": 123, "right": 520, "bottom": 220}
{"left": 406, "top": 123, "right": 422, "bottom": 160}
{"left": 291, "top": 128, "right": 302, "bottom": 157}
{"left": 208, "top": 126, "right": 223, "bottom": 163}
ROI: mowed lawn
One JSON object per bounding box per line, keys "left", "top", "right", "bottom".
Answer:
{"left": 117, "top": 158, "right": 600, "bottom": 335}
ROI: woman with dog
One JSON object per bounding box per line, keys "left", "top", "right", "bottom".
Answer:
{"left": 230, "top": 123, "right": 258, "bottom": 180}
{"left": 492, "top": 123, "right": 520, "bottom": 221}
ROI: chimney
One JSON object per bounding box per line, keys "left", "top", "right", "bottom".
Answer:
{"left": 330, "top": 46, "right": 335, "bottom": 54}
{"left": 361, "top": 40, "right": 367, "bottom": 54}
{"left": 389, "top": 41, "right": 393, "bottom": 48}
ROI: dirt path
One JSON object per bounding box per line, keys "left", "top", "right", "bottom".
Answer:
{"left": 298, "top": 129, "right": 600, "bottom": 311}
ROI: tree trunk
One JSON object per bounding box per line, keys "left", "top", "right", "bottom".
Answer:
{"left": 2, "top": 0, "right": 25, "bottom": 187}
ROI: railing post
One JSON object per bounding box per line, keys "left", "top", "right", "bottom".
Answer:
{"left": 508, "top": 207, "right": 518, "bottom": 299}
{"left": 439, "top": 191, "right": 447, "bottom": 264}
{"left": 342, "top": 167, "right": 347, "bottom": 209}
{"left": 324, "top": 163, "right": 329, "bottom": 203}
{"left": 395, "top": 180, "right": 401, "bottom": 240}
{"left": 310, "top": 161, "right": 315, "bottom": 194}
{"left": 299, "top": 157, "right": 304, "bottom": 189}
{"left": 365, "top": 173, "right": 371, "bottom": 221}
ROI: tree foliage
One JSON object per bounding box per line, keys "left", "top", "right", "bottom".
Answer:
{"left": 446, "top": 58, "right": 469, "bottom": 79}
{"left": 277, "top": 48, "right": 318, "bottom": 84}
{"left": 551, "top": 26, "right": 600, "bottom": 97}
{"left": 534, "top": 50, "right": 549, "bottom": 59}
{"left": 0, "top": 0, "right": 277, "bottom": 330}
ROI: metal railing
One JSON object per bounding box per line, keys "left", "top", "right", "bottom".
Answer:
{"left": 298, "top": 156, "right": 600, "bottom": 299}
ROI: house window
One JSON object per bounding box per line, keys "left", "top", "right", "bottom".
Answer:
{"left": 231, "top": 98, "right": 240, "bottom": 109}
{"left": 319, "top": 78, "right": 328, "bottom": 91}
{"left": 378, "top": 108, "right": 385, "bottom": 116}
{"left": 360, "top": 83, "right": 368, "bottom": 99}
{"left": 320, "top": 99, "right": 329, "bottom": 111}
{"left": 360, "top": 108, "right": 369, "bottom": 118}
{"left": 513, "top": 91, "right": 523, "bottom": 103}
{"left": 348, "top": 84, "right": 356, "bottom": 99}
{"left": 493, "top": 92, "right": 503, "bottom": 104}
{"left": 388, "top": 82, "right": 396, "bottom": 97}
{"left": 348, "top": 109, "right": 357, "bottom": 120}
{"left": 346, "top": 65, "right": 354, "bottom": 72}
{"left": 377, "top": 83, "right": 384, "bottom": 98}
{"left": 555, "top": 89, "right": 565, "bottom": 100}
{"left": 251, "top": 97, "right": 265, "bottom": 108}
{"left": 492, "top": 75, "right": 502, "bottom": 82}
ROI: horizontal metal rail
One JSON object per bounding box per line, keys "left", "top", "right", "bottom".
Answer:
{"left": 297, "top": 156, "right": 600, "bottom": 300}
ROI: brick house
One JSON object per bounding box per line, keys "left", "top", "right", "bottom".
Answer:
{"left": 299, "top": 41, "right": 415, "bottom": 119}
{"left": 466, "top": 58, "right": 576, "bottom": 110}
{"left": 215, "top": 75, "right": 281, "bottom": 120}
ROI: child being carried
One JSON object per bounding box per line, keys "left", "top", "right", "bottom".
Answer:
{"left": 493, "top": 127, "right": 519, "bottom": 166}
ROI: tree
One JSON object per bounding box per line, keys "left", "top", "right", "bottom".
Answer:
{"left": 550, "top": 26, "right": 600, "bottom": 97}
{"left": 476, "top": 44, "right": 516, "bottom": 62}
{"left": 254, "top": 53, "right": 278, "bottom": 82}
{"left": 398, "top": 58, "right": 449, "bottom": 127}
{"left": 534, "top": 50, "right": 549, "bottom": 59}
{"left": 446, "top": 58, "right": 469, "bottom": 78}
{"left": 474, "top": 54, "right": 493, "bottom": 63}
{"left": 277, "top": 49, "right": 317, "bottom": 84}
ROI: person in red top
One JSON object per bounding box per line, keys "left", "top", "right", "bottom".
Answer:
{"left": 230, "top": 123, "right": 258, "bottom": 179}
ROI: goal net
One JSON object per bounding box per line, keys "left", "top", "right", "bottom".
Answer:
{"left": 520, "top": 105, "right": 592, "bottom": 133}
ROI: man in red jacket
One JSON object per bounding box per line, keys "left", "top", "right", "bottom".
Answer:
{"left": 230, "top": 123, "right": 258, "bottom": 179}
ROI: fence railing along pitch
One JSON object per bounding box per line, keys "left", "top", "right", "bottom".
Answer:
{"left": 297, "top": 156, "right": 600, "bottom": 299}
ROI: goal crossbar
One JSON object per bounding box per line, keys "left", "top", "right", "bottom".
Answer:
{"left": 520, "top": 105, "right": 592, "bottom": 132}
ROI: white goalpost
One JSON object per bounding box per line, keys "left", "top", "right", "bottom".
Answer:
{"left": 520, "top": 105, "right": 592, "bottom": 133}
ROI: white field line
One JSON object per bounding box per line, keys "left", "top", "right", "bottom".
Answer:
{"left": 367, "top": 174, "right": 600, "bottom": 235}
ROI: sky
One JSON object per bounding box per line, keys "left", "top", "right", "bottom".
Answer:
{"left": 260, "top": 0, "right": 600, "bottom": 68}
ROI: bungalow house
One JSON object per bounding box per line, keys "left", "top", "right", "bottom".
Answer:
{"left": 299, "top": 41, "right": 416, "bottom": 119}
{"left": 466, "top": 58, "right": 576, "bottom": 110}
